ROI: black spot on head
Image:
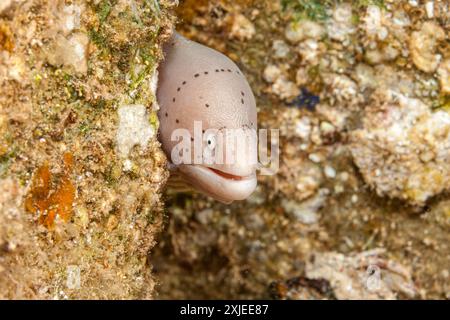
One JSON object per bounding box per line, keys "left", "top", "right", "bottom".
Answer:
{"left": 191, "top": 137, "right": 194, "bottom": 142}
{"left": 176, "top": 119, "right": 179, "bottom": 123}
{"left": 220, "top": 69, "right": 225, "bottom": 72}
{"left": 241, "top": 98, "right": 244, "bottom": 104}
{"left": 204, "top": 71, "right": 209, "bottom": 75}
{"left": 215, "top": 69, "right": 219, "bottom": 72}
{"left": 182, "top": 81, "right": 187, "bottom": 85}
{"left": 173, "top": 98, "right": 176, "bottom": 102}
{"left": 202, "top": 130, "right": 205, "bottom": 133}
{"left": 236, "top": 71, "right": 240, "bottom": 75}
{"left": 194, "top": 73, "right": 200, "bottom": 78}
{"left": 165, "top": 112, "right": 168, "bottom": 117}
{"left": 177, "top": 87, "right": 181, "bottom": 92}
{"left": 205, "top": 104, "right": 209, "bottom": 108}
{"left": 227, "top": 69, "right": 231, "bottom": 72}
{"left": 241, "top": 91, "right": 245, "bottom": 96}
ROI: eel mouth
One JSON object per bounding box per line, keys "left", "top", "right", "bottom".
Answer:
{"left": 177, "top": 164, "right": 257, "bottom": 203}
{"left": 207, "top": 167, "right": 250, "bottom": 181}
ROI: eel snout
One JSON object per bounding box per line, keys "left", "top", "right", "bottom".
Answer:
{"left": 178, "top": 164, "right": 257, "bottom": 204}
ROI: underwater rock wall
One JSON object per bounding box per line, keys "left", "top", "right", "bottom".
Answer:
{"left": 0, "top": 0, "right": 175, "bottom": 299}
{"left": 152, "top": 0, "right": 449, "bottom": 300}
{"left": 351, "top": 90, "right": 450, "bottom": 206}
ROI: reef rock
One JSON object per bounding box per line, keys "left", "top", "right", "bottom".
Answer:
{"left": 305, "top": 249, "right": 417, "bottom": 299}
{"left": 409, "top": 22, "right": 445, "bottom": 73}
{"left": 351, "top": 90, "right": 450, "bottom": 206}
{"left": 437, "top": 58, "right": 450, "bottom": 94}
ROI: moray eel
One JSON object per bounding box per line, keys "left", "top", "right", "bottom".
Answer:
{"left": 157, "top": 32, "right": 258, "bottom": 203}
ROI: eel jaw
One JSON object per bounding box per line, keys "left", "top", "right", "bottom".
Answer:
{"left": 177, "top": 164, "right": 257, "bottom": 204}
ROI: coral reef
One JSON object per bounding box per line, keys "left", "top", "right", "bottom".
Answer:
{"left": 351, "top": 91, "right": 450, "bottom": 206}
{"left": 152, "top": 0, "right": 450, "bottom": 300}
{"left": 303, "top": 249, "right": 416, "bottom": 299}
{"left": 271, "top": 249, "right": 417, "bottom": 300}
{"left": 0, "top": 0, "right": 174, "bottom": 299}
{"left": 1, "top": 0, "right": 449, "bottom": 300}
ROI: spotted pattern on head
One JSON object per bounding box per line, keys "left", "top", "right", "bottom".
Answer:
{"left": 163, "top": 65, "right": 256, "bottom": 136}
{"left": 156, "top": 32, "right": 258, "bottom": 203}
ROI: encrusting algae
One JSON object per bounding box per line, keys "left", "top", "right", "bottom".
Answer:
{"left": 25, "top": 153, "right": 75, "bottom": 229}
{"left": 151, "top": 0, "right": 450, "bottom": 300}
{"left": 1, "top": 0, "right": 449, "bottom": 300}
{"left": 1, "top": 0, "right": 175, "bottom": 299}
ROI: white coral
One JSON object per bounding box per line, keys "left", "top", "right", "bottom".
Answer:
{"left": 229, "top": 13, "right": 255, "bottom": 40}
{"left": 116, "top": 105, "right": 155, "bottom": 158}
{"left": 297, "top": 39, "right": 322, "bottom": 65}
{"left": 363, "top": 5, "right": 389, "bottom": 41}
{"left": 46, "top": 33, "right": 89, "bottom": 74}
{"left": 327, "top": 4, "right": 356, "bottom": 42}
{"left": 263, "top": 65, "right": 282, "bottom": 83}
{"left": 285, "top": 20, "right": 324, "bottom": 43}
{"left": 305, "top": 249, "right": 417, "bottom": 299}
{"left": 324, "top": 74, "right": 359, "bottom": 103}
{"left": 409, "top": 22, "right": 445, "bottom": 73}
{"left": 437, "top": 59, "right": 450, "bottom": 94}
{"left": 351, "top": 91, "right": 450, "bottom": 205}
{"left": 272, "top": 76, "right": 299, "bottom": 101}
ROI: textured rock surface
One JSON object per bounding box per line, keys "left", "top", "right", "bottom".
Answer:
{"left": 152, "top": 0, "right": 450, "bottom": 300}
{"left": 304, "top": 249, "right": 416, "bottom": 300}
{"left": 0, "top": 0, "right": 174, "bottom": 299}
{"left": 351, "top": 91, "right": 450, "bottom": 206}
{"left": 409, "top": 21, "right": 445, "bottom": 73}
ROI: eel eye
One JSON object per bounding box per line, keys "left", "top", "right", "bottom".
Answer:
{"left": 205, "top": 133, "right": 217, "bottom": 150}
